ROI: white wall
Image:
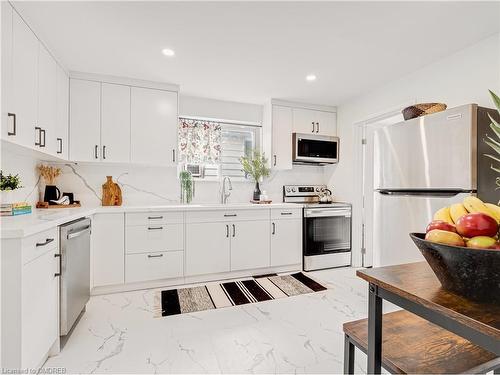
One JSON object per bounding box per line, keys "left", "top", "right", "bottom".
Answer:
{"left": 330, "top": 33, "right": 500, "bottom": 266}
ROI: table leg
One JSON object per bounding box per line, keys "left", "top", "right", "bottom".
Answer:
{"left": 344, "top": 335, "right": 355, "bottom": 374}
{"left": 367, "top": 283, "right": 382, "bottom": 374}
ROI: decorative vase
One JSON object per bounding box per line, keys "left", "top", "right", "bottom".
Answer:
{"left": 180, "top": 171, "right": 194, "bottom": 204}
{"left": 0, "top": 190, "right": 14, "bottom": 205}
{"left": 253, "top": 181, "right": 261, "bottom": 201}
{"left": 44, "top": 185, "right": 61, "bottom": 204}
{"left": 101, "top": 176, "right": 122, "bottom": 206}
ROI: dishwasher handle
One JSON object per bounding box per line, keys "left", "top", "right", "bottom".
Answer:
{"left": 67, "top": 225, "right": 91, "bottom": 240}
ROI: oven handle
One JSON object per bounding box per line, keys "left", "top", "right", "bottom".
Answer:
{"left": 305, "top": 210, "right": 351, "bottom": 218}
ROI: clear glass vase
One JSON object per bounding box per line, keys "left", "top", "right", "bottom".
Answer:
{"left": 179, "top": 171, "right": 194, "bottom": 204}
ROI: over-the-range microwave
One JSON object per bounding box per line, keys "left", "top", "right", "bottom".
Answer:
{"left": 292, "top": 133, "right": 339, "bottom": 165}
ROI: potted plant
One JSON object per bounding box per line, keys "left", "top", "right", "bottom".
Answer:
{"left": 484, "top": 90, "right": 500, "bottom": 204}
{"left": 239, "top": 150, "right": 271, "bottom": 201}
{"left": 179, "top": 170, "right": 195, "bottom": 204}
{"left": 0, "top": 171, "right": 22, "bottom": 204}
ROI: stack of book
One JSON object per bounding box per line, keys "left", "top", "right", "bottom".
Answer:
{"left": 1, "top": 202, "right": 32, "bottom": 216}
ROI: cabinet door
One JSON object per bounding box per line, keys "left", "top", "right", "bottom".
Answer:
{"left": 101, "top": 83, "right": 131, "bottom": 163}
{"left": 316, "top": 110, "right": 337, "bottom": 135}
{"left": 272, "top": 105, "right": 293, "bottom": 170}
{"left": 271, "top": 219, "right": 302, "bottom": 267}
{"left": 37, "top": 44, "right": 57, "bottom": 154}
{"left": 92, "top": 213, "right": 125, "bottom": 287}
{"left": 231, "top": 220, "right": 270, "bottom": 271}
{"left": 21, "top": 247, "right": 58, "bottom": 368}
{"left": 292, "top": 108, "right": 317, "bottom": 134}
{"left": 1, "top": 2, "right": 14, "bottom": 141}
{"left": 131, "top": 87, "right": 178, "bottom": 166}
{"left": 69, "top": 79, "right": 101, "bottom": 162}
{"left": 11, "top": 11, "right": 39, "bottom": 148}
{"left": 185, "top": 222, "right": 230, "bottom": 276}
{"left": 55, "top": 65, "right": 69, "bottom": 159}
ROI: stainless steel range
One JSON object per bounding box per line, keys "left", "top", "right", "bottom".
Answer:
{"left": 283, "top": 184, "right": 352, "bottom": 271}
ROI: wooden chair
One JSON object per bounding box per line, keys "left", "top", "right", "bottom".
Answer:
{"left": 343, "top": 310, "right": 500, "bottom": 374}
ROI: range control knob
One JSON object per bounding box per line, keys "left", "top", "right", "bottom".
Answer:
{"left": 291, "top": 187, "right": 297, "bottom": 192}
{"left": 286, "top": 187, "right": 291, "bottom": 193}
{"left": 321, "top": 187, "right": 325, "bottom": 192}
{"left": 316, "top": 187, "right": 320, "bottom": 192}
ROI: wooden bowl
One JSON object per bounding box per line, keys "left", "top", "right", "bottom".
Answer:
{"left": 402, "top": 103, "right": 447, "bottom": 120}
{"left": 410, "top": 233, "right": 500, "bottom": 303}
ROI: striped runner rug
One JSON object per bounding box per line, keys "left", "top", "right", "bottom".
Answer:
{"left": 154, "top": 272, "right": 328, "bottom": 317}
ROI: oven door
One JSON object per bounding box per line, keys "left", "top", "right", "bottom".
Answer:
{"left": 293, "top": 133, "right": 339, "bottom": 164}
{"left": 303, "top": 207, "right": 351, "bottom": 256}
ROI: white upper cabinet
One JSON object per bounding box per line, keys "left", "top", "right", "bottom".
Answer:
{"left": 131, "top": 87, "right": 178, "bottom": 166}
{"left": 272, "top": 105, "right": 293, "bottom": 170}
{"left": 37, "top": 43, "right": 57, "bottom": 154}
{"left": 292, "top": 108, "right": 317, "bottom": 134}
{"left": 1, "top": 2, "right": 14, "bottom": 141}
{"left": 292, "top": 108, "right": 337, "bottom": 135}
{"left": 11, "top": 10, "right": 39, "bottom": 148}
{"left": 55, "top": 65, "right": 69, "bottom": 159}
{"left": 101, "top": 83, "right": 131, "bottom": 163}
{"left": 69, "top": 79, "right": 101, "bottom": 162}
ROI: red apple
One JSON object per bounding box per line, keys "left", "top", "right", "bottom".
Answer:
{"left": 426, "top": 220, "right": 457, "bottom": 234}
{"left": 425, "top": 229, "right": 465, "bottom": 247}
{"left": 455, "top": 213, "right": 499, "bottom": 238}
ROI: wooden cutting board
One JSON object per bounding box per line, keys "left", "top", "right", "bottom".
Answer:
{"left": 102, "top": 176, "right": 122, "bottom": 206}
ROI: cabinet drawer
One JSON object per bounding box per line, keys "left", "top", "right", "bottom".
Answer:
{"left": 125, "top": 250, "right": 183, "bottom": 283}
{"left": 125, "top": 211, "right": 183, "bottom": 226}
{"left": 271, "top": 208, "right": 302, "bottom": 220}
{"left": 22, "top": 227, "right": 59, "bottom": 265}
{"left": 186, "top": 209, "right": 269, "bottom": 223}
{"left": 125, "top": 224, "right": 183, "bottom": 254}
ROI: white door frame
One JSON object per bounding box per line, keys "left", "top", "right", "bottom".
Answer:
{"left": 353, "top": 100, "right": 415, "bottom": 267}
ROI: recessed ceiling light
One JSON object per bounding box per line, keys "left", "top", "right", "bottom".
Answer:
{"left": 162, "top": 48, "right": 175, "bottom": 57}
{"left": 306, "top": 74, "right": 317, "bottom": 82}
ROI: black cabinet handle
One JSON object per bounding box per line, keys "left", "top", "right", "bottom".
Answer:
{"left": 273, "top": 155, "right": 277, "bottom": 166}
{"left": 94, "top": 145, "right": 99, "bottom": 159}
{"left": 7, "top": 113, "right": 16, "bottom": 136}
{"left": 316, "top": 122, "right": 320, "bottom": 133}
{"left": 36, "top": 238, "right": 54, "bottom": 247}
{"left": 35, "top": 127, "right": 41, "bottom": 146}
{"left": 57, "top": 138, "right": 63, "bottom": 154}
{"left": 102, "top": 145, "right": 106, "bottom": 159}
{"left": 312, "top": 121, "right": 315, "bottom": 132}
{"left": 225, "top": 224, "right": 229, "bottom": 238}
{"left": 224, "top": 214, "right": 237, "bottom": 217}
{"left": 147, "top": 254, "right": 164, "bottom": 258}
{"left": 281, "top": 212, "right": 293, "bottom": 216}
{"left": 172, "top": 149, "right": 176, "bottom": 162}
{"left": 232, "top": 224, "right": 236, "bottom": 237}
{"left": 147, "top": 226, "right": 163, "bottom": 230}
{"left": 272, "top": 222, "right": 276, "bottom": 235}
{"left": 40, "top": 129, "right": 46, "bottom": 147}
{"left": 54, "top": 273, "right": 61, "bottom": 277}
{"left": 148, "top": 216, "right": 163, "bottom": 220}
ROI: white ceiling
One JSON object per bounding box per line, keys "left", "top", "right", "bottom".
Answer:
{"left": 13, "top": 1, "right": 500, "bottom": 106}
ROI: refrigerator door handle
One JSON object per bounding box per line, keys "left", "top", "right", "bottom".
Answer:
{"left": 377, "top": 190, "right": 473, "bottom": 198}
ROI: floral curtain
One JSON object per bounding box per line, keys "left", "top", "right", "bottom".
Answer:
{"left": 178, "top": 118, "right": 222, "bottom": 163}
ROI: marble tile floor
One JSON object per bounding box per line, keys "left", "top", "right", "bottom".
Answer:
{"left": 44, "top": 267, "right": 396, "bottom": 374}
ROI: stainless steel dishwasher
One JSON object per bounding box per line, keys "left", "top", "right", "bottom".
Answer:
{"left": 59, "top": 217, "right": 91, "bottom": 337}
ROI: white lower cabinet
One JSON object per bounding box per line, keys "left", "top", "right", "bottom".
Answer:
{"left": 92, "top": 213, "right": 125, "bottom": 287}
{"left": 186, "top": 222, "right": 231, "bottom": 276}
{"left": 21, "top": 246, "right": 58, "bottom": 368}
{"left": 271, "top": 218, "right": 302, "bottom": 266}
{"left": 125, "top": 251, "right": 183, "bottom": 283}
{"left": 231, "top": 220, "right": 270, "bottom": 271}
{"left": 126, "top": 224, "right": 183, "bottom": 254}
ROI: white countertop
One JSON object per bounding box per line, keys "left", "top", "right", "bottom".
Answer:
{"left": 0, "top": 202, "right": 302, "bottom": 239}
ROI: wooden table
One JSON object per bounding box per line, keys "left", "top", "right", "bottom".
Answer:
{"left": 357, "top": 262, "right": 500, "bottom": 374}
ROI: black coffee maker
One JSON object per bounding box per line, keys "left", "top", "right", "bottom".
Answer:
{"left": 44, "top": 185, "right": 61, "bottom": 204}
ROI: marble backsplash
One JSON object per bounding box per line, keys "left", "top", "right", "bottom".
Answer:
{"left": 1, "top": 147, "right": 332, "bottom": 207}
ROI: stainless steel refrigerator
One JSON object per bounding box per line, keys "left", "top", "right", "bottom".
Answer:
{"left": 373, "top": 104, "right": 499, "bottom": 267}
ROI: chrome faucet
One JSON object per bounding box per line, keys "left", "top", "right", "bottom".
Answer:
{"left": 220, "top": 176, "right": 233, "bottom": 204}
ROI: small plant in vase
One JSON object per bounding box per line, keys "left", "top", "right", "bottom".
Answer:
{"left": 179, "top": 170, "right": 195, "bottom": 204}
{"left": 239, "top": 150, "right": 271, "bottom": 201}
{"left": 0, "top": 171, "right": 22, "bottom": 204}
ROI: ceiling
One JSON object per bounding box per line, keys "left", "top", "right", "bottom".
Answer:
{"left": 12, "top": 1, "right": 500, "bottom": 106}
